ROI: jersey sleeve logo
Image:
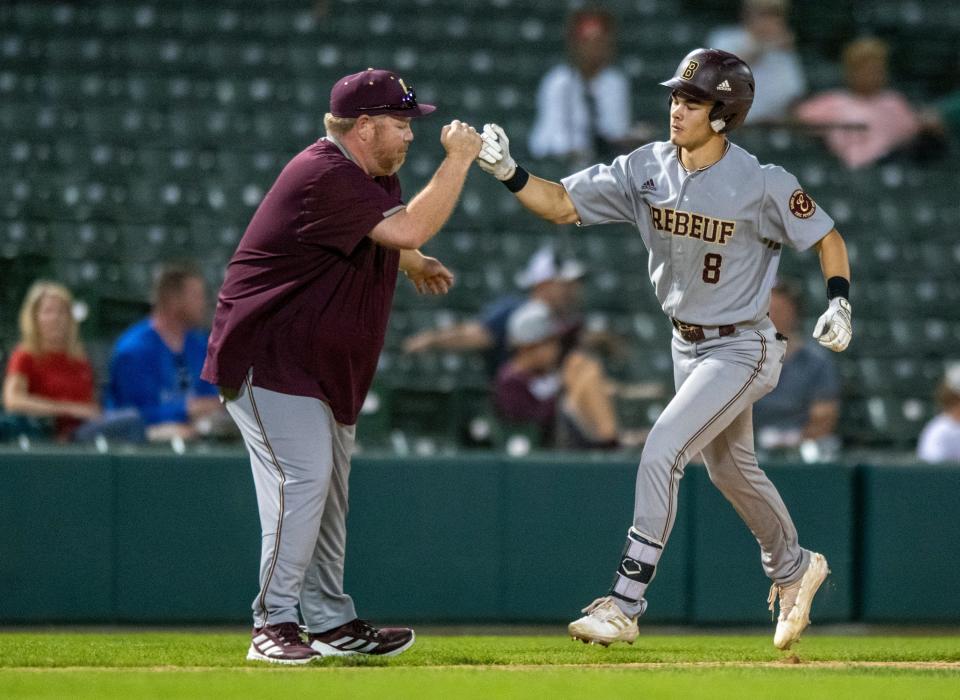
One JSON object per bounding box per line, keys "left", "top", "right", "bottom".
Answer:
{"left": 789, "top": 189, "right": 816, "bottom": 219}
{"left": 681, "top": 60, "right": 700, "bottom": 80}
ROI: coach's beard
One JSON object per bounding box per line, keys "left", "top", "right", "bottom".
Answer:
{"left": 373, "top": 144, "right": 408, "bottom": 176}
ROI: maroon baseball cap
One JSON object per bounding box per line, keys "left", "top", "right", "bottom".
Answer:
{"left": 330, "top": 68, "right": 436, "bottom": 118}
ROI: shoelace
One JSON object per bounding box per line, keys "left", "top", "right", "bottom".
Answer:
{"left": 354, "top": 619, "right": 382, "bottom": 639}
{"left": 582, "top": 596, "right": 611, "bottom": 614}
{"left": 767, "top": 584, "right": 780, "bottom": 621}
{"left": 273, "top": 622, "right": 306, "bottom": 647}
{"left": 767, "top": 581, "right": 801, "bottom": 622}
{"left": 581, "top": 596, "right": 624, "bottom": 622}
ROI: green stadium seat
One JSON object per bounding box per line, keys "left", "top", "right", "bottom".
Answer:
{"left": 850, "top": 357, "right": 942, "bottom": 398}
{"left": 846, "top": 395, "right": 933, "bottom": 447}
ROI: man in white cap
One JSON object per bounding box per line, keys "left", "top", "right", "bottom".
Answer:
{"left": 917, "top": 364, "right": 960, "bottom": 463}
{"left": 402, "top": 245, "right": 586, "bottom": 377}
{"left": 494, "top": 299, "right": 620, "bottom": 449}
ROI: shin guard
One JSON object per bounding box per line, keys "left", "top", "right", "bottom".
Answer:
{"left": 609, "top": 527, "right": 663, "bottom": 617}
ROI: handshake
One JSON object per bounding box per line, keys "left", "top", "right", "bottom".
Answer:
{"left": 442, "top": 121, "right": 518, "bottom": 181}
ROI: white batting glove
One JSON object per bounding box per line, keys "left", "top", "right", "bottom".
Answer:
{"left": 812, "top": 297, "right": 852, "bottom": 352}
{"left": 476, "top": 123, "right": 516, "bottom": 181}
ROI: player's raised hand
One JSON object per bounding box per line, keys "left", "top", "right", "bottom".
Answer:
{"left": 403, "top": 254, "right": 455, "bottom": 295}
{"left": 477, "top": 123, "right": 517, "bottom": 180}
{"left": 441, "top": 120, "right": 482, "bottom": 162}
{"left": 812, "top": 297, "right": 852, "bottom": 352}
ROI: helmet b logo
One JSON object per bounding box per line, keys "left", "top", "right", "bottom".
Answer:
{"left": 681, "top": 60, "right": 699, "bottom": 80}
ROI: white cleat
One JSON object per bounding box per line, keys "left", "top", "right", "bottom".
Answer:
{"left": 568, "top": 596, "right": 639, "bottom": 647}
{"left": 769, "top": 552, "right": 830, "bottom": 650}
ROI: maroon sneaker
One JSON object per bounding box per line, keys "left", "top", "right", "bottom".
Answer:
{"left": 247, "top": 622, "right": 321, "bottom": 664}
{"left": 308, "top": 618, "right": 415, "bottom": 657}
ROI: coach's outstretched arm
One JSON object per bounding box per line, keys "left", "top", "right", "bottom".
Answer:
{"left": 398, "top": 248, "right": 455, "bottom": 296}
{"left": 476, "top": 124, "right": 580, "bottom": 225}
{"left": 811, "top": 229, "right": 853, "bottom": 352}
{"left": 370, "top": 120, "right": 482, "bottom": 250}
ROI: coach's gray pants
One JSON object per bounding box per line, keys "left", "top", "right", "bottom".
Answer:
{"left": 623, "top": 322, "right": 809, "bottom": 612}
{"left": 224, "top": 376, "right": 357, "bottom": 631}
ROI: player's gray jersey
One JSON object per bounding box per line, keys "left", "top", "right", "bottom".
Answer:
{"left": 562, "top": 141, "right": 834, "bottom": 326}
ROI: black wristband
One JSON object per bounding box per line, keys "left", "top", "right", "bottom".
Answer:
{"left": 502, "top": 165, "right": 529, "bottom": 193}
{"left": 827, "top": 276, "right": 850, "bottom": 300}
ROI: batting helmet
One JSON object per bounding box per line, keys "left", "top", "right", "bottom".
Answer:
{"left": 660, "top": 48, "right": 755, "bottom": 133}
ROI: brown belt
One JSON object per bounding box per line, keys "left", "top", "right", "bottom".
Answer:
{"left": 671, "top": 318, "right": 736, "bottom": 343}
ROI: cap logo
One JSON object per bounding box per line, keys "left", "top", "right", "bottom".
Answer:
{"left": 681, "top": 60, "right": 699, "bottom": 80}
{"left": 789, "top": 189, "right": 816, "bottom": 219}
{"left": 716, "top": 79, "right": 732, "bottom": 91}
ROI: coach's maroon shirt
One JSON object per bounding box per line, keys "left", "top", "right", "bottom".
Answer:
{"left": 201, "top": 137, "right": 402, "bottom": 425}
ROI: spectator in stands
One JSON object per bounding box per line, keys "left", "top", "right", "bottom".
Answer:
{"left": 754, "top": 279, "right": 841, "bottom": 456}
{"left": 793, "top": 37, "right": 926, "bottom": 169}
{"left": 3, "top": 281, "right": 99, "bottom": 441}
{"left": 403, "top": 245, "right": 585, "bottom": 376}
{"left": 107, "top": 262, "right": 224, "bottom": 442}
{"left": 494, "top": 299, "right": 619, "bottom": 449}
{"left": 706, "top": 0, "right": 806, "bottom": 123}
{"left": 3, "top": 281, "right": 143, "bottom": 443}
{"left": 528, "top": 7, "right": 631, "bottom": 164}
{"left": 917, "top": 364, "right": 960, "bottom": 463}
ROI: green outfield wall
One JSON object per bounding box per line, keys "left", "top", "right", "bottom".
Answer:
{"left": 1, "top": 450, "right": 957, "bottom": 625}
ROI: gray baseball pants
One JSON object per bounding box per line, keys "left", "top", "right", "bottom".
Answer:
{"left": 224, "top": 375, "right": 357, "bottom": 632}
{"left": 612, "top": 321, "right": 811, "bottom": 615}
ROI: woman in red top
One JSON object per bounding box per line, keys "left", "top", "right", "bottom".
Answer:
{"left": 3, "top": 281, "right": 100, "bottom": 440}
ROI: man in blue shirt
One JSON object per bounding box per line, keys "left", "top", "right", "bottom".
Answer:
{"left": 108, "top": 262, "right": 223, "bottom": 441}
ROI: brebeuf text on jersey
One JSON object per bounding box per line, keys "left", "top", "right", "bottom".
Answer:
{"left": 648, "top": 204, "right": 736, "bottom": 245}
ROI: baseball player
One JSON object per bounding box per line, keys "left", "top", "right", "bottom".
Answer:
{"left": 202, "top": 68, "right": 482, "bottom": 663}
{"left": 476, "top": 48, "right": 852, "bottom": 650}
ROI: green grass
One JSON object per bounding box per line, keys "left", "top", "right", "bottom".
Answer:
{"left": 1, "top": 632, "right": 958, "bottom": 699}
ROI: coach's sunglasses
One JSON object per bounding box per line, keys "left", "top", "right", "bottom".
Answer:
{"left": 356, "top": 85, "right": 418, "bottom": 112}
